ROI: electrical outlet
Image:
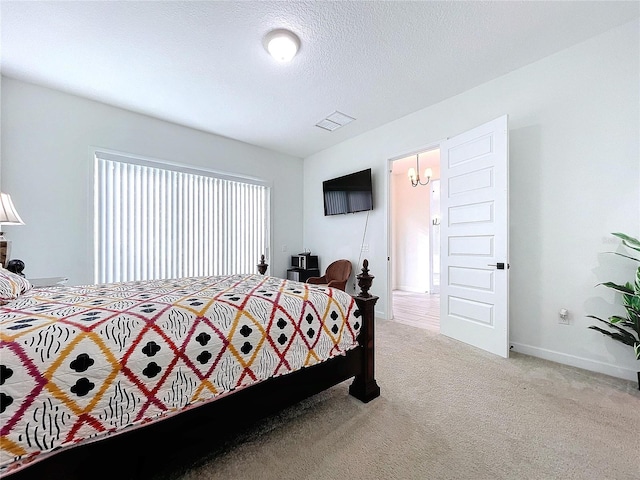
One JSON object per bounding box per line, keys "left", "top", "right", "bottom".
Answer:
{"left": 558, "top": 308, "right": 570, "bottom": 325}
{"left": 281, "top": 245, "right": 287, "bottom": 252}
{"left": 361, "top": 244, "right": 369, "bottom": 252}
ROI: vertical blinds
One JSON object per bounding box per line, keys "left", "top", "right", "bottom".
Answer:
{"left": 95, "top": 154, "right": 269, "bottom": 284}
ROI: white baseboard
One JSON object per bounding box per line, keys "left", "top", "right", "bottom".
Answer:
{"left": 395, "top": 285, "right": 429, "bottom": 294}
{"left": 510, "top": 342, "right": 638, "bottom": 382}
{"left": 375, "top": 309, "right": 388, "bottom": 321}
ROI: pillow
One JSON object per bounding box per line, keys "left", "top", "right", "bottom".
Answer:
{"left": 0, "top": 267, "right": 33, "bottom": 304}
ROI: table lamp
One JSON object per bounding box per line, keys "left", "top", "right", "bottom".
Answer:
{"left": 0, "top": 192, "right": 25, "bottom": 269}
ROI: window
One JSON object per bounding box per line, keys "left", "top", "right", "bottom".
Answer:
{"left": 94, "top": 151, "right": 270, "bottom": 284}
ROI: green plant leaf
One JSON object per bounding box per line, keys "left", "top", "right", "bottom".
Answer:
{"left": 623, "top": 290, "right": 640, "bottom": 305}
{"left": 623, "top": 277, "right": 640, "bottom": 336}
{"left": 588, "top": 234, "right": 640, "bottom": 360}
{"left": 622, "top": 241, "right": 640, "bottom": 254}
{"left": 608, "top": 315, "right": 631, "bottom": 324}
{"left": 598, "top": 282, "right": 635, "bottom": 295}
{"left": 612, "top": 232, "right": 640, "bottom": 253}
{"left": 612, "top": 320, "right": 637, "bottom": 331}
{"left": 587, "top": 315, "right": 638, "bottom": 342}
{"left": 611, "top": 252, "right": 640, "bottom": 262}
{"left": 588, "top": 325, "right": 638, "bottom": 347}
{"left": 622, "top": 300, "right": 640, "bottom": 325}
{"left": 621, "top": 298, "right": 640, "bottom": 314}
{"left": 609, "top": 315, "right": 635, "bottom": 330}
{"left": 621, "top": 295, "right": 640, "bottom": 314}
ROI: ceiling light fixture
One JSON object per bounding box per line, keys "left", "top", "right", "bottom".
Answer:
{"left": 264, "top": 29, "right": 300, "bottom": 62}
{"left": 408, "top": 154, "right": 433, "bottom": 187}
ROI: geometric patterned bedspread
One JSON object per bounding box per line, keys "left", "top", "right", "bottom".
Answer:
{"left": 0, "top": 274, "right": 361, "bottom": 475}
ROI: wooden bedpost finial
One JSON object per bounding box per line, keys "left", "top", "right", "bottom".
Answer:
{"left": 350, "top": 258, "right": 380, "bottom": 402}
{"left": 257, "top": 254, "right": 268, "bottom": 275}
{"left": 356, "top": 258, "right": 374, "bottom": 298}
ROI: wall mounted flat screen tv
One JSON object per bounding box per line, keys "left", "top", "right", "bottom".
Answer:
{"left": 323, "top": 168, "right": 373, "bottom": 216}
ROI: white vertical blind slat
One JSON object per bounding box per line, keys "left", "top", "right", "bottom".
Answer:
{"left": 187, "top": 174, "right": 194, "bottom": 277}
{"left": 160, "top": 169, "right": 167, "bottom": 279}
{"left": 122, "top": 163, "right": 127, "bottom": 281}
{"left": 176, "top": 173, "right": 183, "bottom": 278}
{"left": 134, "top": 166, "right": 142, "bottom": 281}
{"left": 141, "top": 168, "right": 148, "bottom": 280}
{"left": 197, "top": 176, "right": 204, "bottom": 276}
{"left": 215, "top": 178, "right": 221, "bottom": 276}
{"left": 125, "top": 163, "right": 133, "bottom": 281}
{"left": 223, "top": 181, "right": 229, "bottom": 275}
{"left": 203, "top": 177, "right": 210, "bottom": 275}
{"left": 112, "top": 161, "right": 120, "bottom": 283}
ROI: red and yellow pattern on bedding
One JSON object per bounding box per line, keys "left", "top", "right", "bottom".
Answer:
{"left": 0, "top": 274, "right": 361, "bottom": 474}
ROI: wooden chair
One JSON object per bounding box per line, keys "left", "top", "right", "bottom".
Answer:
{"left": 306, "top": 259, "right": 352, "bottom": 291}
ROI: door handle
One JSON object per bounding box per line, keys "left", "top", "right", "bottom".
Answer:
{"left": 487, "top": 263, "right": 509, "bottom": 270}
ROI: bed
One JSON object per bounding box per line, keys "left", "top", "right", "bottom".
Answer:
{"left": 0, "top": 259, "right": 379, "bottom": 479}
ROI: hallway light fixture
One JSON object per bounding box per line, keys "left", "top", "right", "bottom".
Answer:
{"left": 408, "top": 154, "right": 433, "bottom": 187}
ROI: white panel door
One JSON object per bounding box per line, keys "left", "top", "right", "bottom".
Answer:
{"left": 440, "top": 116, "right": 509, "bottom": 357}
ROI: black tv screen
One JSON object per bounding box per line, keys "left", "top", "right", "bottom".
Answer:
{"left": 323, "top": 168, "right": 373, "bottom": 216}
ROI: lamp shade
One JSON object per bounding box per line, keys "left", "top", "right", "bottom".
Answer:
{"left": 0, "top": 193, "right": 25, "bottom": 225}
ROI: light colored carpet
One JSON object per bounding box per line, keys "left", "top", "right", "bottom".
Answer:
{"left": 169, "top": 320, "right": 639, "bottom": 480}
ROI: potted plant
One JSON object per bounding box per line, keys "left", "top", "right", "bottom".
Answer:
{"left": 587, "top": 233, "right": 640, "bottom": 389}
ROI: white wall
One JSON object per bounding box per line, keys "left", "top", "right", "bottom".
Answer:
{"left": 391, "top": 172, "right": 431, "bottom": 292}
{"left": 0, "top": 78, "right": 304, "bottom": 284}
{"left": 391, "top": 155, "right": 441, "bottom": 292}
{"left": 303, "top": 20, "right": 640, "bottom": 380}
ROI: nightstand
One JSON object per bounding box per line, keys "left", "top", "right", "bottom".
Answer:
{"left": 29, "top": 277, "right": 69, "bottom": 288}
{"left": 286, "top": 268, "right": 320, "bottom": 283}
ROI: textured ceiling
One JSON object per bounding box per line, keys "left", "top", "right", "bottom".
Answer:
{"left": 1, "top": 1, "right": 638, "bottom": 159}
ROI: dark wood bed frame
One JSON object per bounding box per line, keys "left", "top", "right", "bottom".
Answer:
{"left": 7, "top": 260, "right": 380, "bottom": 480}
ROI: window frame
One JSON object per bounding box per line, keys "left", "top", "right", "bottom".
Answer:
{"left": 90, "top": 148, "right": 272, "bottom": 283}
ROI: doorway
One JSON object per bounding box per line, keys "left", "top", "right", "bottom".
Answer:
{"left": 389, "top": 147, "right": 441, "bottom": 332}
{"left": 386, "top": 116, "right": 509, "bottom": 356}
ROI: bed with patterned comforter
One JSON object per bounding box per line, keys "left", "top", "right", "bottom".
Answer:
{"left": 0, "top": 273, "right": 361, "bottom": 475}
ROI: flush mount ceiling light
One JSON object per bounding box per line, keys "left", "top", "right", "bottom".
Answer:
{"left": 264, "top": 29, "right": 300, "bottom": 62}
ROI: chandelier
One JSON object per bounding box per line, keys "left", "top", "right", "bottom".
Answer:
{"left": 407, "top": 154, "right": 433, "bottom": 187}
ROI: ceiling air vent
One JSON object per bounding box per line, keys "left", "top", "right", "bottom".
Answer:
{"left": 315, "top": 111, "right": 355, "bottom": 132}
